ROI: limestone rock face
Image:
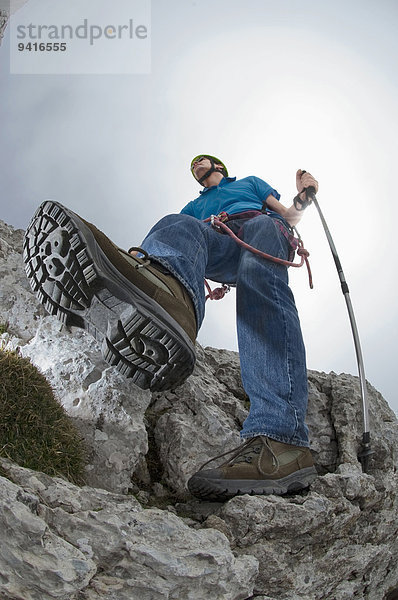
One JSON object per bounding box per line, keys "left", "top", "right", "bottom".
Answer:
{"left": 20, "top": 318, "right": 152, "bottom": 494}
{"left": 0, "top": 1, "right": 32, "bottom": 46}
{"left": 0, "top": 10, "right": 8, "bottom": 45}
{"left": 0, "top": 220, "right": 47, "bottom": 341}
{"left": 0, "top": 460, "right": 258, "bottom": 600}
{"left": 150, "top": 344, "right": 246, "bottom": 497}
{"left": 0, "top": 217, "right": 397, "bottom": 600}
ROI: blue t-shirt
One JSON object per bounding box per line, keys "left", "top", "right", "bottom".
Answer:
{"left": 180, "top": 176, "right": 284, "bottom": 222}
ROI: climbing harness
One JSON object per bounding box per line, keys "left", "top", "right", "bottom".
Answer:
{"left": 203, "top": 211, "right": 313, "bottom": 301}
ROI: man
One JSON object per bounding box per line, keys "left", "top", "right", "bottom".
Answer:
{"left": 23, "top": 155, "right": 318, "bottom": 500}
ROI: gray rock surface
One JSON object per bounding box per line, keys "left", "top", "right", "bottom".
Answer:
{"left": 0, "top": 9, "right": 8, "bottom": 45}
{"left": 20, "top": 318, "right": 151, "bottom": 494}
{"left": 0, "top": 1, "right": 31, "bottom": 46}
{"left": 0, "top": 217, "right": 397, "bottom": 600}
{"left": 0, "top": 459, "right": 258, "bottom": 600}
{"left": 0, "top": 220, "right": 47, "bottom": 341}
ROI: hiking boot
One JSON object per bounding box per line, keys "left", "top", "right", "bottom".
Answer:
{"left": 187, "top": 436, "right": 317, "bottom": 500}
{"left": 23, "top": 200, "right": 197, "bottom": 391}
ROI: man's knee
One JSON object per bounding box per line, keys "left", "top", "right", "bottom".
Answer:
{"left": 143, "top": 213, "right": 209, "bottom": 255}
{"left": 150, "top": 213, "right": 202, "bottom": 233}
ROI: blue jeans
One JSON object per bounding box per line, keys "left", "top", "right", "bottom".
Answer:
{"left": 141, "top": 213, "right": 309, "bottom": 447}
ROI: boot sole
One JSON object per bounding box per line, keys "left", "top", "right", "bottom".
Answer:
{"left": 23, "top": 200, "right": 196, "bottom": 392}
{"left": 188, "top": 466, "right": 318, "bottom": 500}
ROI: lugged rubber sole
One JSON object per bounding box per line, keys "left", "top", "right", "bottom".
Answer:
{"left": 187, "top": 466, "right": 318, "bottom": 500}
{"left": 23, "top": 200, "right": 196, "bottom": 391}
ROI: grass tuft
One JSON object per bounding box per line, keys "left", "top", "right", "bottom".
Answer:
{"left": 0, "top": 349, "right": 86, "bottom": 484}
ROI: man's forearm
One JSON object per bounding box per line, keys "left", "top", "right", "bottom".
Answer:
{"left": 264, "top": 170, "right": 318, "bottom": 228}
{"left": 265, "top": 193, "right": 306, "bottom": 227}
{"left": 282, "top": 203, "right": 306, "bottom": 227}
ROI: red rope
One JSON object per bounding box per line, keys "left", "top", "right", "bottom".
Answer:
{"left": 204, "top": 215, "right": 313, "bottom": 298}
{"left": 205, "top": 280, "right": 231, "bottom": 301}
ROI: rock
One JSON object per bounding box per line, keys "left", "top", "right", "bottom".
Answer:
{"left": 150, "top": 346, "right": 244, "bottom": 497}
{"left": 0, "top": 459, "right": 258, "bottom": 600}
{"left": 0, "top": 464, "right": 96, "bottom": 599}
{"left": 0, "top": 216, "right": 398, "bottom": 600}
{"left": 0, "top": 1, "right": 31, "bottom": 47}
{"left": 20, "top": 317, "right": 151, "bottom": 494}
{"left": 0, "top": 220, "right": 47, "bottom": 341}
{"left": 217, "top": 465, "right": 398, "bottom": 599}
{"left": 0, "top": 10, "right": 8, "bottom": 46}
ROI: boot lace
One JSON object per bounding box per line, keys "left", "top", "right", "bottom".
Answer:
{"left": 197, "top": 436, "right": 279, "bottom": 475}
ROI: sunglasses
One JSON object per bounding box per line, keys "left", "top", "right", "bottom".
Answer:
{"left": 191, "top": 156, "right": 207, "bottom": 170}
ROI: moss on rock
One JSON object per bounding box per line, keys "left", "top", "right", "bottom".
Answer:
{"left": 0, "top": 349, "right": 86, "bottom": 484}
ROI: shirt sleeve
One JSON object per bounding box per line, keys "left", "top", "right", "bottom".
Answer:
{"left": 251, "top": 176, "right": 280, "bottom": 203}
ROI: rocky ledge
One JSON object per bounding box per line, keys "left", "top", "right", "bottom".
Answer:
{"left": 0, "top": 218, "right": 397, "bottom": 600}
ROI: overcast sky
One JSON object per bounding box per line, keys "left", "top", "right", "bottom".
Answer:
{"left": 1, "top": 0, "right": 397, "bottom": 418}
